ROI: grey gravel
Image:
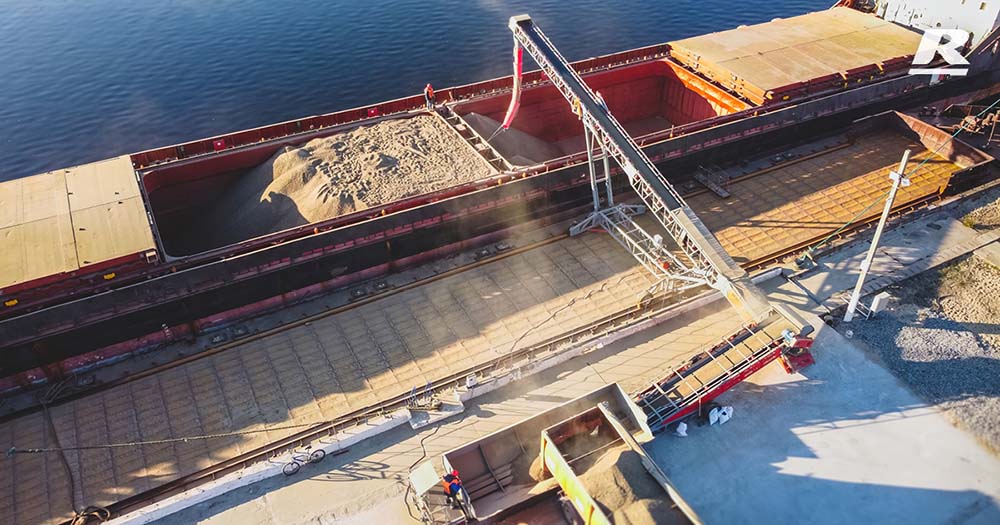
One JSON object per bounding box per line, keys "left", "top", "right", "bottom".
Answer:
{"left": 838, "top": 255, "right": 1000, "bottom": 454}
{"left": 959, "top": 186, "right": 1000, "bottom": 231}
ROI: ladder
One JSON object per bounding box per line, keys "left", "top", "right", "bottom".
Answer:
{"left": 435, "top": 106, "right": 512, "bottom": 172}
{"left": 694, "top": 165, "right": 732, "bottom": 198}
{"left": 507, "top": 15, "right": 771, "bottom": 321}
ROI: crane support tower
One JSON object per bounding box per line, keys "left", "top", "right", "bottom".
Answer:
{"left": 507, "top": 15, "right": 771, "bottom": 322}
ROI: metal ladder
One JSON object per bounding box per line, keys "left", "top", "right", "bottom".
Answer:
{"left": 435, "top": 106, "right": 512, "bottom": 172}
{"left": 694, "top": 165, "right": 732, "bottom": 198}
{"left": 508, "top": 15, "right": 771, "bottom": 321}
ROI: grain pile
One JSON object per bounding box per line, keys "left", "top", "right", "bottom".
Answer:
{"left": 201, "top": 115, "right": 493, "bottom": 249}
{"left": 577, "top": 445, "right": 687, "bottom": 525}
{"left": 464, "top": 113, "right": 562, "bottom": 166}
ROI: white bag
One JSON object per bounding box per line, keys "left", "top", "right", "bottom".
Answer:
{"left": 708, "top": 406, "right": 734, "bottom": 426}
{"left": 717, "top": 406, "right": 733, "bottom": 425}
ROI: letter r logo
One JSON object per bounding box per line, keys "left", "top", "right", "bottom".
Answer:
{"left": 910, "top": 29, "right": 971, "bottom": 76}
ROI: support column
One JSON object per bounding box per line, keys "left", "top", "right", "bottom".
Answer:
{"left": 585, "top": 124, "right": 600, "bottom": 211}
{"left": 844, "top": 150, "right": 911, "bottom": 322}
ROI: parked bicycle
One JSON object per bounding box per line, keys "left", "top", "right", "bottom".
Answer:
{"left": 282, "top": 445, "right": 325, "bottom": 476}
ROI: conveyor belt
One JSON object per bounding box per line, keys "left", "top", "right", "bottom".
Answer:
{"left": 635, "top": 311, "right": 800, "bottom": 430}
{"left": 509, "top": 15, "right": 771, "bottom": 321}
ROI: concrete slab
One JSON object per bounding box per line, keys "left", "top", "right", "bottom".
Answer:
{"left": 974, "top": 241, "right": 1000, "bottom": 268}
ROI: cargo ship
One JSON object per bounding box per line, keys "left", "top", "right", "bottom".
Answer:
{"left": 2, "top": 0, "right": 999, "bottom": 384}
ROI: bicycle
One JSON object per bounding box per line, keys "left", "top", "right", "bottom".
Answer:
{"left": 282, "top": 445, "right": 326, "bottom": 476}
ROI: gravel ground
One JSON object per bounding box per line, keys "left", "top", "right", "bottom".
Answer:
{"left": 959, "top": 185, "right": 1000, "bottom": 231}
{"left": 837, "top": 255, "right": 1000, "bottom": 453}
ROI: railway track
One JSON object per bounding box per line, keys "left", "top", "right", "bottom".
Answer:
{"left": 0, "top": 123, "right": 986, "bottom": 525}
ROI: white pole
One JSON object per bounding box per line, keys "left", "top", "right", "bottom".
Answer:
{"left": 844, "top": 150, "right": 911, "bottom": 322}
{"left": 584, "top": 124, "right": 600, "bottom": 211}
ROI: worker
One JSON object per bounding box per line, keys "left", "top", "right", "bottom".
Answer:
{"left": 424, "top": 83, "right": 436, "bottom": 110}
{"left": 442, "top": 469, "right": 463, "bottom": 509}
{"left": 595, "top": 91, "right": 608, "bottom": 111}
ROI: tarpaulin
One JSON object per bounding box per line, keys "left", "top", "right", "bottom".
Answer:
{"left": 501, "top": 44, "right": 524, "bottom": 129}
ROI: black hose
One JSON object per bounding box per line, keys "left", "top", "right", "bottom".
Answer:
{"left": 403, "top": 423, "right": 442, "bottom": 522}
{"left": 38, "top": 382, "right": 111, "bottom": 524}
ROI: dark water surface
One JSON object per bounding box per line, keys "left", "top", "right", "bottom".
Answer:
{"left": 0, "top": 0, "right": 828, "bottom": 181}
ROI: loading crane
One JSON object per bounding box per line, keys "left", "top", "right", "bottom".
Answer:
{"left": 506, "top": 15, "right": 771, "bottom": 322}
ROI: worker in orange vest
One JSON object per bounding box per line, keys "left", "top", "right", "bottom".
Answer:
{"left": 442, "top": 469, "right": 462, "bottom": 509}
{"left": 424, "top": 83, "right": 436, "bottom": 110}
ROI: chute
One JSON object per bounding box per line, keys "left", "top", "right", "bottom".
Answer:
{"left": 500, "top": 44, "right": 523, "bottom": 129}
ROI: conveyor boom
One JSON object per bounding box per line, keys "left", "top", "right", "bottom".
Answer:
{"left": 508, "top": 15, "right": 770, "bottom": 320}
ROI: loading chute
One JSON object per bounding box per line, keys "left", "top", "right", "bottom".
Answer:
{"left": 500, "top": 44, "right": 524, "bottom": 129}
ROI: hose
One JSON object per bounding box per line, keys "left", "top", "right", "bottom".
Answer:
{"left": 403, "top": 423, "right": 442, "bottom": 522}
{"left": 38, "top": 394, "right": 111, "bottom": 524}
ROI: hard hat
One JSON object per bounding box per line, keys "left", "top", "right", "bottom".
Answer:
{"left": 451, "top": 470, "right": 458, "bottom": 476}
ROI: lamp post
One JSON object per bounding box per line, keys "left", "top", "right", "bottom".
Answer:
{"left": 844, "top": 149, "right": 911, "bottom": 323}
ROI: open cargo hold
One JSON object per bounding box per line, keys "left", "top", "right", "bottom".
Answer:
{"left": 147, "top": 58, "right": 749, "bottom": 257}
{"left": 454, "top": 58, "right": 750, "bottom": 165}
{"left": 669, "top": 7, "right": 924, "bottom": 105}
{"left": 147, "top": 113, "right": 497, "bottom": 255}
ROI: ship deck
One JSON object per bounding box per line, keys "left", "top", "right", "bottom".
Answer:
{"left": 669, "top": 7, "right": 922, "bottom": 104}
{"left": 0, "top": 155, "right": 155, "bottom": 291}
{"left": 690, "top": 129, "right": 961, "bottom": 265}
{"left": 0, "top": 113, "right": 990, "bottom": 525}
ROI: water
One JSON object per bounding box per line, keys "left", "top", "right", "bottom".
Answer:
{"left": 0, "top": 0, "right": 828, "bottom": 181}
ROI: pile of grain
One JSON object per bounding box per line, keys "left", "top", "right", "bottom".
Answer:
{"left": 463, "top": 113, "right": 562, "bottom": 166}
{"left": 577, "top": 445, "right": 687, "bottom": 525}
{"left": 201, "top": 115, "right": 492, "bottom": 249}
